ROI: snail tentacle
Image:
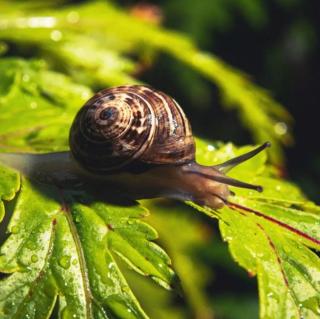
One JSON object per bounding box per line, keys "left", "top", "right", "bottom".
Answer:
{"left": 214, "top": 142, "right": 271, "bottom": 173}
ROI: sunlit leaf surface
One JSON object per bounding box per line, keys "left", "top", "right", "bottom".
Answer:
{"left": 0, "top": 178, "right": 178, "bottom": 318}
{"left": 142, "top": 201, "right": 214, "bottom": 319}
{"left": 0, "top": 59, "right": 92, "bottom": 152}
{"left": 192, "top": 140, "right": 320, "bottom": 319}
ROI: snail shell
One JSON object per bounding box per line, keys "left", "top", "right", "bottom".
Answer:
{"left": 70, "top": 85, "right": 195, "bottom": 173}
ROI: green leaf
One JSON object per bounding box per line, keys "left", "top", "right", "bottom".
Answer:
{"left": 142, "top": 200, "right": 214, "bottom": 318}
{"left": 190, "top": 141, "right": 320, "bottom": 318}
{"left": 0, "top": 176, "right": 177, "bottom": 318}
{"left": 0, "top": 58, "right": 92, "bottom": 152}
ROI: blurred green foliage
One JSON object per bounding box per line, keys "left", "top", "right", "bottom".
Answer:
{"left": 0, "top": 0, "right": 293, "bottom": 163}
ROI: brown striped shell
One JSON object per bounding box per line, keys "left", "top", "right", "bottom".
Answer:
{"left": 69, "top": 85, "right": 195, "bottom": 174}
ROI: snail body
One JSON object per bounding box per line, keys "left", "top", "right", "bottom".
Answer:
{"left": 0, "top": 85, "right": 269, "bottom": 209}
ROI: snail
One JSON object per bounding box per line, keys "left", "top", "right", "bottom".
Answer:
{"left": 0, "top": 85, "right": 270, "bottom": 209}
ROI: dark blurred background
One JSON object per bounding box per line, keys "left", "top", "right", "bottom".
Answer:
{"left": 121, "top": 0, "right": 320, "bottom": 204}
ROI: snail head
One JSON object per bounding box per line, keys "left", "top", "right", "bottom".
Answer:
{"left": 180, "top": 142, "right": 271, "bottom": 209}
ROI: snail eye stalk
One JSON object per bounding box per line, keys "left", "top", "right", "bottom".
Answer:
{"left": 186, "top": 171, "right": 263, "bottom": 192}
{"left": 214, "top": 142, "right": 271, "bottom": 173}
{"left": 184, "top": 142, "right": 270, "bottom": 193}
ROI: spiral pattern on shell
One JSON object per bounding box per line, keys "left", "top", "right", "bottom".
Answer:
{"left": 69, "top": 85, "right": 195, "bottom": 173}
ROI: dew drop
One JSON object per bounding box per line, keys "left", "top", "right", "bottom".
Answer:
{"left": 59, "top": 255, "right": 71, "bottom": 269}
{"left": 81, "top": 91, "right": 91, "bottom": 100}
{"left": 108, "top": 262, "right": 115, "bottom": 269}
{"left": 30, "top": 101, "right": 38, "bottom": 109}
{"left": 257, "top": 251, "right": 264, "bottom": 258}
{"left": 274, "top": 122, "right": 288, "bottom": 136}
{"left": 26, "top": 241, "right": 37, "bottom": 250}
{"left": 72, "top": 259, "right": 78, "bottom": 265}
{"left": 31, "top": 255, "right": 38, "bottom": 263}
{"left": 50, "top": 30, "right": 62, "bottom": 42}
{"left": 67, "top": 11, "right": 80, "bottom": 24}
{"left": 207, "top": 145, "right": 215, "bottom": 151}
{"left": 11, "top": 226, "right": 20, "bottom": 234}
{"left": 22, "top": 74, "right": 30, "bottom": 82}
{"left": 28, "top": 17, "right": 56, "bottom": 28}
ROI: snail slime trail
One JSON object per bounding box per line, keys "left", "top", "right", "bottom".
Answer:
{"left": 0, "top": 85, "right": 270, "bottom": 209}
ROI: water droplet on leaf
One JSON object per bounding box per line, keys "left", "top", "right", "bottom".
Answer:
{"left": 26, "top": 241, "right": 37, "bottom": 250}
{"left": 274, "top": 122, "right": 288, "bottom": 136}
{"left": 59, "top": 255, "right": 71, "bottom": 269}
{"left": 207, "top": 145, "right": 215, "bottom": 151}
{"left": 67, "top": 11, "right": 80, "bottom": 24}
{"left": 50, "top": 30, "right": 62, "bottom": 41}
{"left": 81, "top": 91, "right": 91, "bottom": 99}
{"left": 22, "top": 74, "right": 30, "bottom": 82}
{"left": 31, "top": 255, "right": 38, "bottom": 263}
{"left": 108, "top": 262, "right": 115, "bottom": 269}
{"left": 30, "top": 101, "right": 38, "bottom": 109}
